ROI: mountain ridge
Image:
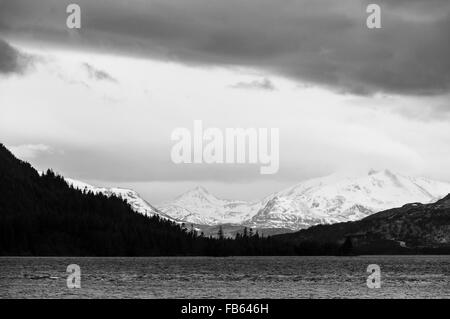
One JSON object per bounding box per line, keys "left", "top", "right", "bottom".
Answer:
{"left": 274, "top": 190, "right": 450, "bottom": 253}
{"left": 158, "top": 169, "right": 450, "bottom": 230}
{"left": 64, "top": 177, "right": 177, "bottom": 222}
{"left": 2, "top": 143, "right": 449, "bottom": 255}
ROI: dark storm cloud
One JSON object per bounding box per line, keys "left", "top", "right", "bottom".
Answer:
{"left": 1, "top": 0, "right": 450, "bottom": 95}
{"left": 0, "top": 38, "right": 31, "bottom": 74}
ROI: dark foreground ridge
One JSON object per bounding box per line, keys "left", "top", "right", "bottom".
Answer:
{"left": 275, "top": 194, "right": 450, "bottom": 254}
{"left": 1, "top": 143, "right": 449, "bottom": 256}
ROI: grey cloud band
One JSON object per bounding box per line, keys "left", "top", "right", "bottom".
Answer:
{"left": 1, "top": 0, "right": 449, "bottom": 96}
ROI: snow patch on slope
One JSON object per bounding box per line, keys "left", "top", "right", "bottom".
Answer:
{"left": 65, "top": 178, "right": 175, "bottom": 221}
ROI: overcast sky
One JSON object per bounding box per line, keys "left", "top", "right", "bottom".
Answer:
{"left": 1, "top": 0, "right": 449, "bottom": 203}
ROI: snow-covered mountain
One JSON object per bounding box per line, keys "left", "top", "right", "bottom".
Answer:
{"left": 157, "top": 186, "right": 261, "bottom": 225}
{"left": 158, "top": 170, "right": 450, "bottom": 230}
{"left": 65, "top": 178, "right": 176, "bottom": 222}
{"left": 62, "top": 170, "right": 450, "bottom": 231}
{"left": 246, "top": 169, "right": 450, "bottom": 229}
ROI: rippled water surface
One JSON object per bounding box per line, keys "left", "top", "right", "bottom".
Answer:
{"left": 1, "top": 256, "right": 449, "bottom": 298}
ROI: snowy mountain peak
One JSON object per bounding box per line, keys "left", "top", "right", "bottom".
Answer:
{"left": 63, "top": 170, "right": 450, "bottom": 232}
{"left": 180, "top": 186, "right": 213, "bottom": 199}
{"left": 171, "top": 186, "right": 224, "bottom": 209}
{"left": 158, "top": 170, "right": 450, "bottom": 230}
{"left": 246, "top": 169, "right": 450, "bottom": 229}
{"left": 158, "top": 186, "right": 260, "bottom": 225}
{"left": 194, "top": 185, "right": 209, "bottom": 193}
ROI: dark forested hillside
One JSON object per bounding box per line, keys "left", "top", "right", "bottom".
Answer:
{"left": 0, "top": 144, "right": 297, "bottom": 256}
{"left": 0, "top": 144, "right": 200, "bottom": 255}
{"left": 274, "top": 194, "right": 450, "bottom": 254}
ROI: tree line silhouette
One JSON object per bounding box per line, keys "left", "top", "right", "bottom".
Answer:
{"left": 0, "top": 144, "right": 344, "bottom": 256}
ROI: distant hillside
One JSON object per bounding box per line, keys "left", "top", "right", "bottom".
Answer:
{"left": 274, "top": 195, "right": 450, "bottom": 254}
